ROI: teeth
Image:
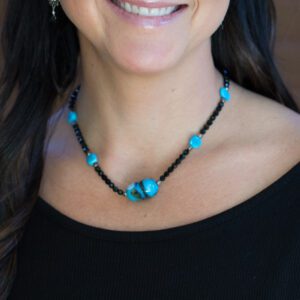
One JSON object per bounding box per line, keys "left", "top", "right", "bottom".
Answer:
{"left": 113, "top": 1, "right": 178, "bottom": 16}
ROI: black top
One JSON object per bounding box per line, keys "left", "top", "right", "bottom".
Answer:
{"left": 9, "top": 162, "right": 300, "bottom": 300}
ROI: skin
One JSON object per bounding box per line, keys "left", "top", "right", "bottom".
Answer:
{"left": 39, "top": 0, "right": 300, "bottom": 231}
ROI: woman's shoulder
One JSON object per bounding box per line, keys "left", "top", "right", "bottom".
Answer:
{"left": 231, "top": 82, "right": 300, "bottom": 164}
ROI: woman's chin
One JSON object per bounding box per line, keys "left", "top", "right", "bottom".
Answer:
{"left": 109, "top": 45, "right": 186, "bottom": 75}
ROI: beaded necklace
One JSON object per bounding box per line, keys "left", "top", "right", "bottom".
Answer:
{"left": 67, "top": 69, "right": 231, "bottom": 202}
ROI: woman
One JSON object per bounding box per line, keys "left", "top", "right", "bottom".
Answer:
{"left": 1, "top": 0, "right": 300, "bottom": 298}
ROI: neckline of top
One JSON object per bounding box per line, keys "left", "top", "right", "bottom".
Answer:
{"left": 35, "top": 161, "right": 300, "bottom": 243}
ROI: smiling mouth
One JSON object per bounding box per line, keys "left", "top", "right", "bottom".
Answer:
{"left": 110, "top": 0, "right": 187, "bottom": 17}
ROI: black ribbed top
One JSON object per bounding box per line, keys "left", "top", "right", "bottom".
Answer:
{"left": 9, "top": 162, "right": 300, "bottom": 299}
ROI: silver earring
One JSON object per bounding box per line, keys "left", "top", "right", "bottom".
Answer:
{"left": 49, "top": 0, "right": 60, "bottom": 21}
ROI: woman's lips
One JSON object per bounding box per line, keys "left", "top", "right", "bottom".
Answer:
{"left": 106, "top": 0, "right": 188, "bottom": 28}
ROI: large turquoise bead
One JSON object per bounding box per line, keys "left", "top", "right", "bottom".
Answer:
{"left": 220, "top": 87, "right": 231, "bottom": 101}
{"left": 68, "top": 111, "right": 78, "bottom": 124}
{"left": 126, "top": 178, "right": 159, "bottom": 202}
{"left": 86, "top": 152, "right": 98, "bottom": 166}
{"left": 189, "top": 135, "right": 203, "bottom": 149}
{"left": 142, "top": 178, "right": 159, "bottom": 197}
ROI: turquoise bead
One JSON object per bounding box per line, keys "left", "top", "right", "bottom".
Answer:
{"left": 126, "top": 178, "right": 159, "bottom": 202}
{"left": 220, "top": 87, "right": 231, "bottom": 101}
{"left": 142, "top": 178, "right": 159, "bottom": 197}
{"left": 189, "top": 135, "right": 203, "bottom": 149}
{"left": 126, "top": 183, "right": 146, "bottom": 202}
{"left": 68, "top": 111, "right": 78, "bottom": 124}
{"left": 86, "top": 152, "right": 98, "bottom": 166}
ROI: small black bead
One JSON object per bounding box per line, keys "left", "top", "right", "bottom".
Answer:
{"left": 183, "top": 149, "right": 190, "bottom": 155}
{"left": 97, "top": 169, "right": 104, "bottom": 176}
{"left": 200, "top": 129, "right": 206, "bottom": 135}
{"left": 168, "top": 166, "right": 174, "bottom": 172}
{"left": 212, "top": 110, "right": 219, "bottom": 117}
{"left": 118, "top": 190, "right": 124, "bottom": 195}
{"left": 207, "top": 119, "right": 213, "bottom": 126}
{"left": 216, "top": 104, "right": 222, "bottom": 110}
{"left": 175, "top": 158, "right": 181, "bottom": 165}
{"left": 161, "top": 173, "right": 168, "bottom": 180}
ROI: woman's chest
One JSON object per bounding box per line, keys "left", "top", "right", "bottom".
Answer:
{"left": 38, "top": 144, "right": 293, "bottom": 233}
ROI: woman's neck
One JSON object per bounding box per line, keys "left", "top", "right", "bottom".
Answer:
{"left": 73, "top": 38, "right": 226, "bottom": 170}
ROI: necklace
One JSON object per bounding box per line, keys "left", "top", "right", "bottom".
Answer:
{"left": 67, "top": 69, "right": 231, "bottom": 202}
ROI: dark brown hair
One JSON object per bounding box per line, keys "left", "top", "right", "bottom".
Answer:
{"left": 0, "top": 0, "right": 299, "bottom": 298}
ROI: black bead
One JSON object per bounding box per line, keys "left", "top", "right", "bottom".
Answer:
{"left": 183, "top": 149, "right": 189, "bottom": 155}
{"left": 212, "top": 111, "right": 219, "bottom": 117}
{"left": 181, "top": 152, "right": 187, "bottom": 158}
{"left": 97, "top": 169, "right": 104, "bottom": 175}
{"left": 216, "top": 107, "right": 221, "bottom": 113}
{"left": 159, "top": 175, "right": 166, "bottom": 181}
{"left": 168, "top": 166, "right": 174, "bottom": 172}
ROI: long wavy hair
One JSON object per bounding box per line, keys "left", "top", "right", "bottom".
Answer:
{"left": 0, "top": 0, "right": 299, "bottom": 298}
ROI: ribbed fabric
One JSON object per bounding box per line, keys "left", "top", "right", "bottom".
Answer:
{"left": 9, "top": 162, "right": 300, "bottom": 300}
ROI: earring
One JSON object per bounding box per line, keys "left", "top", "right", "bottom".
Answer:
{"left": 49, "top": 0, "right": 60, "bottom": 22}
